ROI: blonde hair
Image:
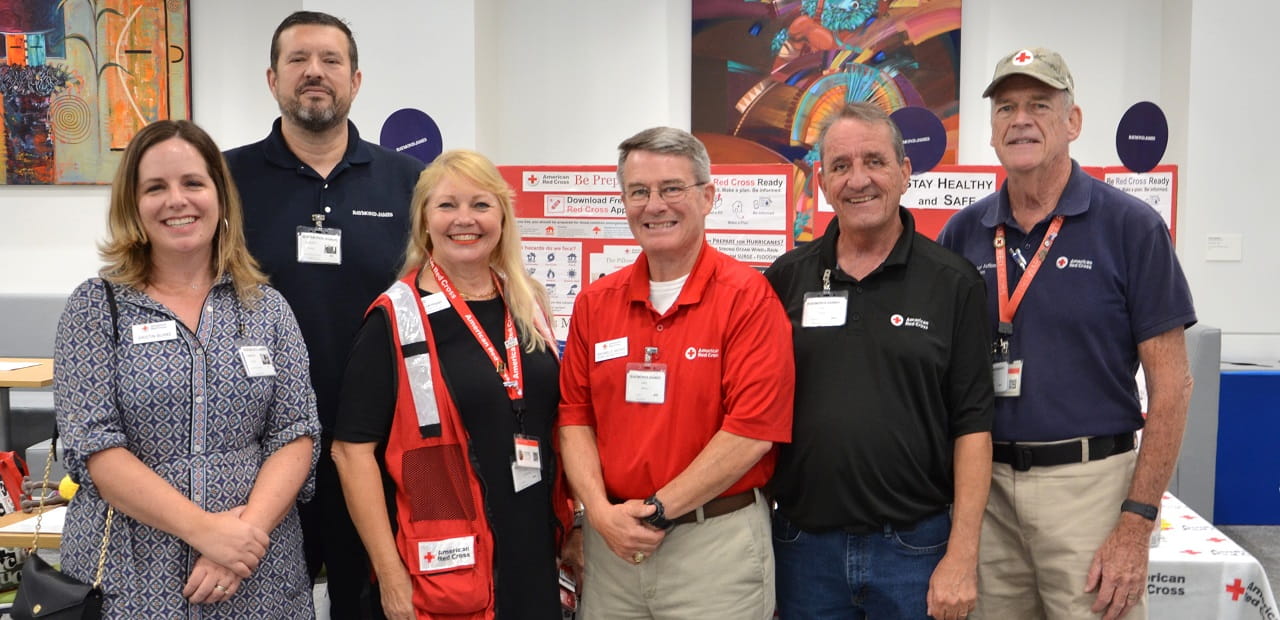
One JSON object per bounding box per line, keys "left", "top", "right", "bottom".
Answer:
{"left": 402, "top": 150, "right": 552, "bottom": 352}
{"left": 98, "top": 121, "right": 267, "bottom": 303}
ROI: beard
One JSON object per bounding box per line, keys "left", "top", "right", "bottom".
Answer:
{"left": 279, "top": 79, "right": 351, "bottom": 133}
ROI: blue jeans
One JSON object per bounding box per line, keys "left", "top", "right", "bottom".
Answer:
{"left": 773, "top": 509, "right": 951, "bottom": 619}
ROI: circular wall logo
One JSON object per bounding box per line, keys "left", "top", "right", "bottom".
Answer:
{"left": 890, "top": 314, "right": 905, "bottom": 327}
{"left": 379, "top": 108, "right": 443, "bottom": 164}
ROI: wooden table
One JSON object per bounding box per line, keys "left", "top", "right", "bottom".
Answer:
{"left": 0, "top": 506, "right": 60, "bottom": 549}
{"left": 0, "top": 358, "right": 54, "bottom": 451}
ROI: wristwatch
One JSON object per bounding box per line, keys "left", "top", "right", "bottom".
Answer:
{"left": 1121, "top": 499, "right": 1159, "bottom": 521}
{"left": 643, "top": 495, "right": 674, "bottom": 530}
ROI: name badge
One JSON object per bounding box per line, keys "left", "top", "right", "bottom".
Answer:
{"left": 995, "top": 360, "right": 1024, "bottom": 397}
{"left": 238, "top": 345, "right": 277, "bottom": 377}
{"left": 416, "top": 536, "right": 476, "bottom": 573}
{"left": 513, "top": 435, "right": 541, "bottom": 469}
{"left": 131, "top": 320, "right": 178, "bottom": 344}
{"left": 512, "top": 461, "right": 541, "bottom": 492}
{"left": 625, "top": 363, "right": 666, "bottom": 404}
{"left": 297, "top": 228, "right": 342, "bottom": 265}
{"left": 595, "top": 336, "right": 628, "bottom": 363}
{"left": 421, "top": 292, "right": 450, "bottom": 314}
{"left": 802, "top": 291, "right": 849, "bottom": 327}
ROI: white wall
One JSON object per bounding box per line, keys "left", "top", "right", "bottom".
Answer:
{"left": 2, "top": 0, "right": 1276, "bottom": 359}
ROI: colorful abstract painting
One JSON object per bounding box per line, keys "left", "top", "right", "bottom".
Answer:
{"left": 0, "top": 0, "right": 190, "bottom": 184}
{"left": 693, "top": 0, "right": 961, "bottom": 241}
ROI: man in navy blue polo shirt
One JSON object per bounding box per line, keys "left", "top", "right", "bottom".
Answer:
{"left": 937, "top": 48, "right": 1196, "bottom": 620}
{"left": 224, "top": 11, "right": 423, "bottom": 619}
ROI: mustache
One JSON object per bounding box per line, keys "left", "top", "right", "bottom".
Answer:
{"left": 295, "top": 78, "right": 333, "bottom": 97}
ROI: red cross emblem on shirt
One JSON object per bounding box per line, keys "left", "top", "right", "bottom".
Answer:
{"left": 1226, "top": 578, "right": 1246, "bottom": 601}
{"left": 1013, "top": 50, "right": 1034, "bottom": 65}
{"left": 424, "top": 551, "right": 436, "bottom": 564}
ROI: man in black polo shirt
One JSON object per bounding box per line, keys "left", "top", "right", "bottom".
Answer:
{"left": 223, "top": 11, "right": 423, "bottom": 619}
{"left": 765, "top": 102, "right": 993, "bottom": 619}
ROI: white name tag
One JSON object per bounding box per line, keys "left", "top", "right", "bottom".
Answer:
{"left": 512, "top": 461, "right": 541, "bottom": 493}
{"left": 421, "top": 292, "right": 450, "bottom": 314}
{"left": 238, "top": 345, "right": 277, "bottom": 377}
{"left": 625, "top": 364, "right": 666, "bottom": 404}
{"left": 131, "top": 320, "right": 178, "bottom": 344}
{"left": 297, "top": 229, "right": 342, "bottom": 265}
{"left": 417, "top": 536, "right": 476, "bottom": 573}
{"left": 595, "top": 337, "right": 628, "bottom": 363}
{"left": 802, "top": 292, "right": 848, "bottom": 327}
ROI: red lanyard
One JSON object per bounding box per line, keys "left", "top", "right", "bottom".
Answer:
{"left": 428, "top": 261, "right": 524, "bottom": 408}
{"left": 994, "top": 215, "right": 1064, "bottom": 334}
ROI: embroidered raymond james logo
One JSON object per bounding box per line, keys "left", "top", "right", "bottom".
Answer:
{"left": 1055, "top": 256, "right": 1093, "bottom": 270}
{"left": 890, "top": 314, "right": 930, "bottom": 330}
{"left": 684, "top": 346, "right": 721, "bottom": 360}
{"left": 351, "top": 210, "right": 395, "bottom": 218}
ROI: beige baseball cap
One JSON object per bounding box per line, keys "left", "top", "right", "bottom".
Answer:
{"left": 982, "top": 47, "right": 1074, "bottom": 98}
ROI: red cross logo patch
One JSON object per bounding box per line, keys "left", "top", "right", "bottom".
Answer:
{"left": 1056, "top": 256, "right": 1069, "bottom": 269}
{"left": 1013, "top": 50, "right": 1034, "bottom": 66}
{"left": 890, "top": 314, "right": 905, "bottom": 327}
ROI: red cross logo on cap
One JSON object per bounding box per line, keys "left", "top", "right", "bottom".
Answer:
{"left": 1013, "top": 50, "right": 1034, "bottom": 66}
{"left": 1055, "top": 256, "right": 1069, "bottom": 269}
{"left": 890, "top": 314, "right": 904, "bottom": 327}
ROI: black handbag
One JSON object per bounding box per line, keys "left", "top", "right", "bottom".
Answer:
{"left": 11, "top": 390, "right": 114, "bottom": 620}
{"left": 11, "top": 552, "right": 103, "bottom": 620}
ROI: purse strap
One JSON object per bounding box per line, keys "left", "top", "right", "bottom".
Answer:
{"left": 28, "top": 279, "right": 119, "bottom": 587}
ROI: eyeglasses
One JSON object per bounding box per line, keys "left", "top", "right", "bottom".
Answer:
{"left": 624, "top": 182, "right": 708, "bottom": 206}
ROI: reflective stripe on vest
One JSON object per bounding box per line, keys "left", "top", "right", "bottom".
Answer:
{"left": 385, "top": 281, "right": 440, "bottom": 431}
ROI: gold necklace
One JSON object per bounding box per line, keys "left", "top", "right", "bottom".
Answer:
{"left": 458, "top": 287, "right": 498, "bottom": 301}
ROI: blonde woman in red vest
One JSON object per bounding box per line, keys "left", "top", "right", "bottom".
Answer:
{"left": 332, "top": 150, "right": 579, "bottom": 619}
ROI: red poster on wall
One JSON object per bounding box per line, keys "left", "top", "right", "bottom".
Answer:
{"left": 500, "top": 164, "right": 794, "bottom": 341}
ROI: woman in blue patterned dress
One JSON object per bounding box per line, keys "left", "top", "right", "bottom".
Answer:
{"left": 53, "top": 120, "right": 321, "bottom": 618}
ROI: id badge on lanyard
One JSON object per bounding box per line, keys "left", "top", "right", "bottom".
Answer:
{"left": 236, "top": 339, "right": 277, "bottom": 377}
{"left": 991, "top": 217, "right": 1062, "bottom": 397}
{"left": 297, "top": 214, "right": 341, "bottom": 265}
{"left": 625, "top": 346, "right": 666, "bottom": 404}
{"left": 802, "top": 269, "right": 848, "bottom": 328}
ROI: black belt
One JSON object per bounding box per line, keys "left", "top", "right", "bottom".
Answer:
{"left": 992, "top": 433, "right": 1135, "bottom": 472}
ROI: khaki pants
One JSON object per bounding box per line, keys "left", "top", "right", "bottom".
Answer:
{"left": 579, "top": 489, "right": 774, "bottom": 620}
{"left": 975, "top": 448, "right": 1147, "bottom": 620}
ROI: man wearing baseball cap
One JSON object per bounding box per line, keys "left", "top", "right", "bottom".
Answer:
{"left": 937, "top": 47, "right": 1196, "bottom": 619}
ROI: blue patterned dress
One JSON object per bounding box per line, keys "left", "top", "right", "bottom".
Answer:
{"left": 54, "top": 277, "right": 320, "bottom": 619}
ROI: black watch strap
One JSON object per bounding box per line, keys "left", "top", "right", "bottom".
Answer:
{"left": 643, "top": 495, "right": 674, "bottom": 530}
{"left": 1121, "top": 499, "right": 1159, "bottom": 521}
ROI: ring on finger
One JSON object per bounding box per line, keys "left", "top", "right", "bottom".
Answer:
{"left": 632, "top": 551, "right": 646, "bottom": 564}
{"left": 214, "top": 584, "right": 227, "bottom": 593}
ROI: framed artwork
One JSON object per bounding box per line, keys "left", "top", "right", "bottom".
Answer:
{"left": 693, "top": 0, "right": 961, "bottom": 241}
{"left": 0, "top": 0, "right": 190, "bottom": 184}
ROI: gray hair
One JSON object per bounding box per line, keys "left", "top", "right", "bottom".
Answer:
{"left": 816, "top": 102, "right": 906, "bottom": 164}
{"left": 616, "top": 127, "right": 712, "bottom": 187}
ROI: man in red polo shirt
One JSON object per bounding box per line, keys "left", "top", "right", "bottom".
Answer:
{"left": 558, "top": 126, "right": 794, "bottom": 619}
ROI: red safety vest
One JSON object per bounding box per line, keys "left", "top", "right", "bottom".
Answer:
{"left": 371, "top": 270, "right": 571, "bottom": 619}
